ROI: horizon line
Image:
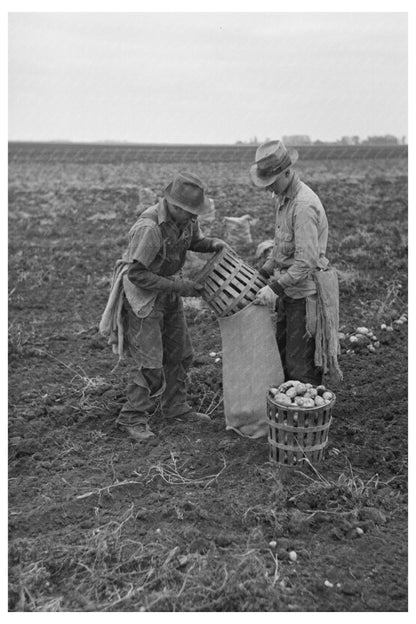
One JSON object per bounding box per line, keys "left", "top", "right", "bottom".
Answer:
{"left": 8, "top": 139, "right": 408, "bottom": 147}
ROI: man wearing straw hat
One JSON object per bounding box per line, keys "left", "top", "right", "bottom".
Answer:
{"left": 251, "top": 139, "right": 335, "bottom": 386}
{"left": 100, "top": 172, "right": 227, "bottom": 441}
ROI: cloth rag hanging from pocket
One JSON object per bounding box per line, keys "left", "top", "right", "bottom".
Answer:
{"left": 99, "top": 259, "right": 148, "bottom": 357}
{"left": 218, "top": 303, "right": 284, "bottom": 438}
{"left": 312, "top": 267, "right": 343, "bottom": 385}
{"left": 99, "top": 260, "right": 129, "bottom": 356}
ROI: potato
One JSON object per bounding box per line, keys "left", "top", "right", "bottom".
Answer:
{"left": 286, "top": 387, "right": 298, "bottom": 399}
{"left": 302, "top": 398, "right": 315, "bottom": 408}
{"left": 269, "top": 387, "right": 279, "bottom": 396}
{"left": 289, "top": 550, "right": 297, "bottom": 562}
{"left": 279, "top": 380, "right": 299, "bottom": 392}
{"left": 305, "top": 388, "right": 318, "bottom": 399}
{"left": 295, "top": 383, "right": 307, "bottom": 396}
{"left": 314, "top": 395, "right": 325, "bottom": 407}
{"left": 275, "top": 393, "right": 292, "bottom": 406}
{"left": 316, "top": 385, "right": 326, "bottom": 395}
{"left": 322, "top": 391, "right": 333, "bottom": 401}
{"left": 285, "top": 380, "right": 301, "bottom": 388}
{"left": 294, "top": 396, "right": 305, "bottom": 406}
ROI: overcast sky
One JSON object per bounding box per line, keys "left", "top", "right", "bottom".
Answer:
{"left": 8, "top": 11, "right": 408, "bottom": 144}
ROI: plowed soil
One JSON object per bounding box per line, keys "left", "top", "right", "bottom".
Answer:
{"left": 8, "top": 145, "right": 408, "bottom": 612}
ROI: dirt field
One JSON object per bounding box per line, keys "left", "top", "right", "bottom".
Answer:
{"left": 8, "top": 145, "right": 408, "bottom": 612}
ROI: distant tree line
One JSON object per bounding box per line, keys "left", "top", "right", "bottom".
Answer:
{"left": 236, "top": 134, "right": 406, "bottom": 146}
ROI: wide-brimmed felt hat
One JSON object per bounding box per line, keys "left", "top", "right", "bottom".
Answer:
{"left": 164, "top": 172, "right": 214, "bottom": 216}
{"left": 250, "top": 140, "right": 299, "bottom": 187}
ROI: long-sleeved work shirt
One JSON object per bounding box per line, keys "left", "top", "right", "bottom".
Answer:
{"left": 121, "top": 198, "right": 216, "bottom": 316}
{"left": 262, "top": 173, "right": 329, "bottom": 299}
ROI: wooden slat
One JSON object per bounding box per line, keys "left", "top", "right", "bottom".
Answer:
{"left": 267, "top": 396, "right": 335, "bottom": 466}
{"left": 200, "top": 249, "right": 266, "bottom": 316}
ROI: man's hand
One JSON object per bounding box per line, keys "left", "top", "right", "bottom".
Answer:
{"left": 173, "top": 279, "right": 204, "bottom": 298}
{"left": 211, "top": 238, "right": 228, "bottom": 252}
{"left": 253, "top": 285, "right": 278, "bottom": 308}
{"left": 258, "top": 267, "right": 271, "bottom": 280}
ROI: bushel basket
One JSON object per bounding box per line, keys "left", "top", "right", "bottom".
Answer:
{"left": 197, "top": 247, "right": 267, "bottom": 317}
{"left": 267, "top": 393, "right": 335, "bottom": 466}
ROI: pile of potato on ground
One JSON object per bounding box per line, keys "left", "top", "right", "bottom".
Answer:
{"left": 269, "top": 380, "right": 334, "bottom": 408}
{"left": 339, "top": 314, "right": 407, "bottom": 354}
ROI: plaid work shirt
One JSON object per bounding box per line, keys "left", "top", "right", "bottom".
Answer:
{"left": 262, "top": 174, "right": 329, "bottom": 299}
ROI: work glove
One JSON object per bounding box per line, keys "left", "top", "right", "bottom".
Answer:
{"left": 253, "top": 285, "right": 278, "bottom": 308}
{"left": 210, "top": 238, "right": 228, "bottom": 252}
{"left": 173, "top": 279, "right": 204, "bottom": 298}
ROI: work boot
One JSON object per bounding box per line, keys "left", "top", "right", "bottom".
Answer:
{"left": 174, "top": 411, "right": 212, "bottom": 423}
{"left": 119, "top": 423, "right": 156, "bottom": 441}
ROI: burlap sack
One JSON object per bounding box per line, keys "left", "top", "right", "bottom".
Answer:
{"left": 218, "top": 303, "right": 284, "bottom": 438}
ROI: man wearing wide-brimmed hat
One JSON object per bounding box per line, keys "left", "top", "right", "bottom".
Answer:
{"left": 100, "top": 172, "right": 227, "bottom": 440}
{"left": 251, "top": 139, "right": 330, "bottom": 385}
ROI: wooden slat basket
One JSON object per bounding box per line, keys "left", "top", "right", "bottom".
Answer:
{"left": 197, "top": 247, "right": 267, "bottom": 317}
{"left": 267, "top": 393, "right": 335, "bottom": 466}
